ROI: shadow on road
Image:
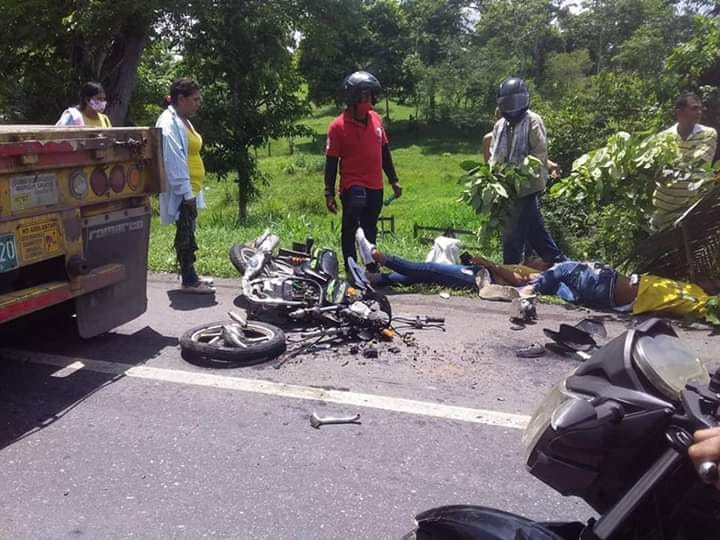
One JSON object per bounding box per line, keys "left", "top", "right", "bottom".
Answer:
{"left": 0, "top": 323, "right": 177, "bottom": 451}
{"left": 167, "top": 289, "right": 219, "bottom": 310}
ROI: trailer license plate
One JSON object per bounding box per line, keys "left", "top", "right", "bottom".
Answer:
{"left": 0, "top": 234, "right": 18, "bottom": 273}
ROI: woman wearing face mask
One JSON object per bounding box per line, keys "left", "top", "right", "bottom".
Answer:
{"left": 56, "top": 82, "right": 112, "bottom": 128}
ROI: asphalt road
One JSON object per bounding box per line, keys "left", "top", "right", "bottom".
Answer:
{"left": 0, "top": 274, "right": 717, "bottom": 539}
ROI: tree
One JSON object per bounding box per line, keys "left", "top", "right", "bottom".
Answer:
{"left": 297, "top": 0, "right": 369, "bottom": 106}
{"left": 0, "top": 0, "right": 188, "bottom": 125}
{"left": 183, "top": 0, "right": 310, "bottom": 221}
{"left": 363, "top": 0, "right": 412, "bottom": 119}
{"left": 542, "top": 49, "right": 592, "bottom": 102}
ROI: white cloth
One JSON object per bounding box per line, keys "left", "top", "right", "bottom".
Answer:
{"left": 425, "top": 236, "right": 462, "bottom": 265}
{"left": 56, "top": 107, "right": 85, "bottom": 126}
{"left": 155, "top": 105, "right": 205, "bottom": 224}
{"left": 490, "top": 114, "right": 530, "bottom": 166}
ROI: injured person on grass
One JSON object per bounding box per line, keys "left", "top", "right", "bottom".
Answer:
{"left": 349, "top": 228, "right": 719, "bottom": 321}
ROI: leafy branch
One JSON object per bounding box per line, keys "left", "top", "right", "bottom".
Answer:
{"left": 458, "top": 157, "right": 541, "bottom": 244}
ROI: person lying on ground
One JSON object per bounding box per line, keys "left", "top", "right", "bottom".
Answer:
{"left": 349, "top": 227, "right": 550, "bottom": 300}
{"left": 352, "top": 227, "right": 718, "bottom": 321}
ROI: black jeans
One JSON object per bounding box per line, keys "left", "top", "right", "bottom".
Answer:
{"left": 175, "top": 201, "right": 199, "bottom": 285}
{"left": 340, "top": 186, "right": 383, "bottom": 271}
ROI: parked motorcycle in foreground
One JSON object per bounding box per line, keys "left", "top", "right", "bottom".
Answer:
{"left": 404, "top": 318, "right": 720, "bottom": 539}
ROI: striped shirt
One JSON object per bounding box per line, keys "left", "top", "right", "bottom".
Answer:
{"left": 651, "top": 123, "right": 718, "bottom": 231}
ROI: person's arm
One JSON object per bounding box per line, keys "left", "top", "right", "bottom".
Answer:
{"left": 689, "top": 427, "right": 720, "bottom": 490}
{"left": 382, "top": 144, "right": 402, "bottom": 198}
{"left": 156, "top": 113, "right": 192, "bottom": 200}
{"left": 469, "top": 255, "right": 533, "bottom": 286}
{"left": 528, "top": 113, "right": 549, "bottom": 169}
{"left": 482, "top": 132, "right": 493, "bottom": 162}
{"left": 324, "top": 156, "right": 339, "bottom": 213}
{"left": 703, "top": 128, "right": 717, "bottom": 164}
{"left": 382, "top": 144, "right": 398, "bottom": 184}
{"left": 324, "top": 122, "right": 342, "bottom": 213}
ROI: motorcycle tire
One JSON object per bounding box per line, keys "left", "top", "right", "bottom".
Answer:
{"left": 180, "top": 320, "right": 286, "bottom": 365}
{"left": 229, "top": 244, "right": 257, "bottom": 275}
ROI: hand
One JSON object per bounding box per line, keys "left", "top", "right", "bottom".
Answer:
{"left": 391, "top": 182, "right": 402, "bottom": 198}
{"left": 183, "top": 197, "right": 197, "bottom": 209}
{"left": 325, "top": 195, "right": 337, "bottom": 214}
{"left": 689, "top": 428, "right": 720, "bottom": 489}
{"left": 548, "top": 160, "right": 561, "bottom": 179}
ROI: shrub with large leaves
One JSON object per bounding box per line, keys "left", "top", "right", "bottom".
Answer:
{"left": 458, "top": 157, "right": 541, "bottom": 245}
{"left": 549, "top": 130, "right": 718, "bottom": 266}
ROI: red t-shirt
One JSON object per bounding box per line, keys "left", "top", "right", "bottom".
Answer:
{"left": 325, "top": 110, "right": 388, "bottom": 192}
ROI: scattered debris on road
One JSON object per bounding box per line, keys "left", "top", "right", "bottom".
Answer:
{"left": 310, "top": 411, "right": 362, "bottom": 429}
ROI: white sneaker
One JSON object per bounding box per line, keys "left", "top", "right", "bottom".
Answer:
{"left": 199, "top": 276, "right": 214, "bottom": 285}
{"left": 354, "top": 227, "right": 376, "bottom": 266}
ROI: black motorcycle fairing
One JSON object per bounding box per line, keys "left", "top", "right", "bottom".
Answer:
{"left": 409, "top": 505, "right": 584, "bottom": 540}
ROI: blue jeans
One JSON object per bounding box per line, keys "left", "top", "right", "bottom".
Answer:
{"left": 533, "top": 262, "right": 617, "bottom": 308}
{"left": 376, "top": 255, "right": 478, "bottom": 289}
{"left": 503, "top": 193, "right": 564, "bottom": 264}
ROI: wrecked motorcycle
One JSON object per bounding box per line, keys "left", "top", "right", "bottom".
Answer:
{"left": 403, "top": 318, "right": 720, "bottom": 539}
{"left": 232, "top": 232, "right": 391, "bottom": 325}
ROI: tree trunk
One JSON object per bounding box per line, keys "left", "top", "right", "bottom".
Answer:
{"left": 102, "top": 20, "right": 149, "bottom": 126}
{"left": 236, "top": 146, "right": 253, "bottom": 222}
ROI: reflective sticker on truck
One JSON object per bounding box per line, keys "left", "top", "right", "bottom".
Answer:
{"left": 10, "top": 173, "right": 59, "bottom": 211}
{"left": 0, "top": 234, "right": 18, "bottom": 273}
{"left": 18, "top": 219, "right": 63, "bottom": 263}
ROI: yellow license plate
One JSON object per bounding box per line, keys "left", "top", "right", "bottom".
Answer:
{"left": 18, "top": 218, "right": 64, "bottom": 264}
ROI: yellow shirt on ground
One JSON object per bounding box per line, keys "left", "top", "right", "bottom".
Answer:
{"left": 186, "top": 126, "right": 205, "bottom": 195}
{"left": 82, "top": 112, "right": 111, "bottom": 128}
{"left": 633, "top": 274, "right": 710, "bottom": 319}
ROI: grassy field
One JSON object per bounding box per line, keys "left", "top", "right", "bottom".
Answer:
{"left": 148, "top": 101, "right": 494, "bottom": 279}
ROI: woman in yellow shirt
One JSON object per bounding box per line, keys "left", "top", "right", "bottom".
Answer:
{"left": 156, "top": 78, "right": 214, "bottom": 294}
{"left": 56, "top": 82, "right": 112, "bottom": 128}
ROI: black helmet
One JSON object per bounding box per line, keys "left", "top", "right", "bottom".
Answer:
{"left": 497, "top": 78, "right": 529, "bottom": 121}
{"left": 342, "top": 71, "right": 382, "bottom": 106}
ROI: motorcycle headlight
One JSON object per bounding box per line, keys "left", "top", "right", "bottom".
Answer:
{"left": 521, "top": 376, "right": 589, "bottom": 461}
{"left": 633, "top": 333, "right": 708, "bottom": 401}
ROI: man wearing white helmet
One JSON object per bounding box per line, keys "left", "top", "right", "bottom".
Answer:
{"left": 490, "top": 77, "right": 565, "bottom": 266}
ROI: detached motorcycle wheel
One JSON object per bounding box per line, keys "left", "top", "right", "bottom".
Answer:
{"left": 229, "top": 244, "right": 257, "bottom": 275}
{"left": 180, "top": 320, "right": 286, "bottom": 365}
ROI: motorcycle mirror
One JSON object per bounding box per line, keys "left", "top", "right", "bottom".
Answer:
{"left": 552, "top": 398, "right": 597, "bottom": 431}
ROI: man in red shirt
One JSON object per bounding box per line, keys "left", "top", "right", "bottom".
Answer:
{"left": 324, "top": 71, "right": 402, "bottom": 274}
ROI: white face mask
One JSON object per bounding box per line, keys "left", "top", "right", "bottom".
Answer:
{"left": 89, "top": 98, "right": 107, "bottom": 113}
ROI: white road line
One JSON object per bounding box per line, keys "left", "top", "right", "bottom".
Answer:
{"left": 50, "top": 360, "right": 86, "bottom": 378}
{"left": 0, "top": 348, "right": 531, "bottom": 430}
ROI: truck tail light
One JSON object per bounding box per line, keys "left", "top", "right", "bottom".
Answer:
{"left": 91, "top": 167, "right": 109, "bottom": 196}
{"left": 69, "top": 169, "right": 89, "bottom": 199}
{"left": 127, "top": 166, "right": 141, "bottom": 191}
{"left": 110, "top": 165, "right": 125, "bottom": 193}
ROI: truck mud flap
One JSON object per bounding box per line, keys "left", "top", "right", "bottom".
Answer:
{"left": 76, "top": 206, "right": 150, "bottom": 338}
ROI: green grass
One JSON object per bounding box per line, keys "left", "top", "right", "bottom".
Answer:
{"left": 148, "top": 101, "right": 491, "bottom": 279}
